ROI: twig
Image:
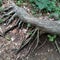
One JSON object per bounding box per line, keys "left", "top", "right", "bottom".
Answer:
{"left": 55, "top": 40, "right": 60, "bottom": 53}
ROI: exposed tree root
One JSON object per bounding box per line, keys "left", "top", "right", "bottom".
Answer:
{"left": 8, "top": 0, "right": 60, "bottom": 35}
{"left": 4, "top": 6, "right": 13, "bottom": 12}
{"left": 31, "top": 28, "right": 40, "bottom": 53}
{"left": 16, "top": 28, "right": 38, "bottom": 55}
{"left": 3, "top": 19, "right": 20, "bottom": 36}
{"left": 1, "top": 3, "right": 45, "bottom": 57}
{"left": 0, "top": 0, "right": 60, "bottom": 58}
{"left": 55, "top": 40, "right": 60, "bottom": 53}
{"left": 1, "top": 0, "right": 60, "bottom": 35}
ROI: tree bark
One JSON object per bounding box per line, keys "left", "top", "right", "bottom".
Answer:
{"left": 8, "top": 0, "right": 60, "bottom": 35}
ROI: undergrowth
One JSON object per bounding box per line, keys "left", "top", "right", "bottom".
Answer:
{"left": 30, "top": 0, "right": 56, "bottom": 12}
{"left": 16, "top": 0, "right": 60, "bottom": 19}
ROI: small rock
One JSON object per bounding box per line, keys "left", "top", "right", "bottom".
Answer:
{"left": 11, "top": 37, "right": 15, "bottom": 41}
{"left": 4, "top": 23, "right": 6, "bottom": 26}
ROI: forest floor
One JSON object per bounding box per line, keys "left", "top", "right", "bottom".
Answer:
{"left": 0, "top": 24, "right": 60, "bottom": 60}
{"left": 0, "top": 11, "right": 60, "bottom": 60}
{"left": 0, "top": 0, "right": 60, "bottom": 60}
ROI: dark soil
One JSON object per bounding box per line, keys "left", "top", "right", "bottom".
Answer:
{"left": 0, "top": 24, "right": 60, "bottom": 60}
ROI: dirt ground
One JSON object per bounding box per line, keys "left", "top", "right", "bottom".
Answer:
{"left": 0, "top": 24, "right": 60, "bottom": 60}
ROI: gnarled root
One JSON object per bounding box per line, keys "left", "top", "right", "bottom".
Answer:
{"left": 0, "top": 5, "right": 23, "bottom": 36}
{"left": 1, "top": 0, "right": 60, "bottom": 58}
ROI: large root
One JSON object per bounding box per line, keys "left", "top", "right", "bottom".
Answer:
{"left": 0, "top": 0, "right": 60, "bottom": 58}
{"left": 1, "top": 0, "right": 60, "bottom": 35}
{"left": 6, "top": 0, "right": 60, "bottom": 35}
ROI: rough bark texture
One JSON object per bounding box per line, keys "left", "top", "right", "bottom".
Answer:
{"left": 8, "top": 0, "right": 60, "bottom": 35}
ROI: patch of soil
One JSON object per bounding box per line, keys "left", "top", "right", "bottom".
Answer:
{"left": 0, "top": 24, "right": 60, "bottom": 60}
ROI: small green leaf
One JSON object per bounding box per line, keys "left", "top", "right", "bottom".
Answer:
{"left": 16, "top": 0, "right": 23, "bottom": 6}
{"left": 16, "top": 1, "right": 21, "bottom": 5}
{"left": 47, "top": 35, "right": 57, "bottom": 42}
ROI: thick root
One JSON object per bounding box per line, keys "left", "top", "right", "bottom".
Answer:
{"left": 17, "top": 21, "right": 23, "bottom": 29}
{"left": 0, "top": 1, "right": 49, "bottom": 58}
{"left": 3, "top": 19, "right": 20, "bottom": 36}
{"left": 4, "top": 6, "right": 13, "bottom": 12}
{"left": 7, "top": 13, "right": 17, "bottom": 25}
{"left": 4, "top": 10, "right": 15, "bottom": 16}
{"left": 21, "top": 37, "right": 37, "bottom": 59}
{"left": 55, "top": 40, "right": 60, "bottom": 53}
{"left": 15, "top": 28, "right": 38, "bottom": 55}
{"left": 31, "top": 29, "right": 40, "bottom": 53}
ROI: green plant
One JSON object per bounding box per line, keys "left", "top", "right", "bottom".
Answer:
{"left": 49, "top": 5, "right": 60, "bottom": 20}
{"left": 0, "top": 0, "right": 2, "bottom": 6}
{"left": 30, "top": 0, "right": 57, "bottom": 12}
{"left": 47, "top": 35, "right": 57, "bottom": 42}
{"left": 29, "top": 0, "right": 60, "bottom": 19}
{"left": 49, "top": 11, "right": 60, "bottom": 20}
{"left": 16, "top": 0, "right": 24, "bottom": 6}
